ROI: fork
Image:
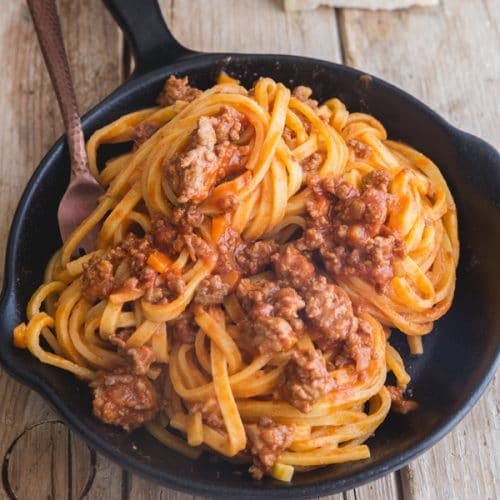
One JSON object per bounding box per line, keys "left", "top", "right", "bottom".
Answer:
{"left": 27, "top": 0, "right": 104, "bottom": 253}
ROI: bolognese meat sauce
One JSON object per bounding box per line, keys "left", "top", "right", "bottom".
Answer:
{"left": 92, "top": 369, "right": 159, "bottom": 431}
{"left": 246, "top": 417, "right": 294, "bottom": 480}
{"left": 164, "top": 105, "right": 250, "bottom": 205}
{"left": 80, "top": 78, "right": 414, "bottom": 474}
{"left": 302, "top": 171, "right": 405, "bottom": 291}
{"left": 156, "top": 75, "right": 202, "bottom": 106}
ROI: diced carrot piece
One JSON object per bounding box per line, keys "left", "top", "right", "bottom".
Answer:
{"left": 13, "top": 323, "right": 27, "bottom": 349}
{"left": 211, "top": 214, "right": 229, "bottom": 243}
{"left": 147, "top": 250, "right": 173, "bottom": 273}
{"left": 217, "top": 71, "right": 239, "bottom": 85}
{"left": 201, "top": 171, "right": 251, "bottom": 215}
{"left": 222, "top": 270, "right": 240, "bottom": 288}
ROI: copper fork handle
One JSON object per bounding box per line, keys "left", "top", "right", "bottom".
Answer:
{"left": 27, "top": 0, "right": 88, "bottom": 178}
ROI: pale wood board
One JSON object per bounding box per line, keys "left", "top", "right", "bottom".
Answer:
{"left": 284, "top": 0, "right": 439, "bottom": 11}
{"left": 163, "top": 0, "right": 342, "bottom": 60}
{"left": 339, "top": 0, "right": 500, "bottom": 498}
{"left": 0, "top": 0, "right": 498, "bottom": 499}
{"left": 338, "top": 0, "right": 500, "bottom": 146}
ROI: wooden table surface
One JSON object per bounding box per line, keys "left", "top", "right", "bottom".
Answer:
{"left": 0, "top": 1, "right": 498, "bottom": 499}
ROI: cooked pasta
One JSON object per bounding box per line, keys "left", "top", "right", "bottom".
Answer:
{"left": 13, "top": 73, "right": 458, "bottom": 481}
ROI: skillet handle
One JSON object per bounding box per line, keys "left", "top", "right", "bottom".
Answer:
{"left": 102, "top": 0, "right": 193, "bottom": 76}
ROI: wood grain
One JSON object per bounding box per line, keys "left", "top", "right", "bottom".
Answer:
{"left": 4, "top": 421, "right": 94, "bottom": 499}
{"left": 0, "top": 0, "right": 123, "bottom": 498}
{"left": 338, "top": 0, "right": 500, "bottom": 146}
{"left": 339, "top": 1, "right": 500, "bottom": 499}
{"left": 126, "top": 475, "right": 195, "bottom": 500}
{"left": 163, "top": 0, "right": 342, "bottom": 61}
{"left": 345, "top": 475, "right": 401, "bottom": 500}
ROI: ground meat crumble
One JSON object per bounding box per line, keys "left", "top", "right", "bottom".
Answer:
{"left": 279, "top": 345, "right": 335, "bottom": 413}
{"left": 235, "top": 239, "right": 279, "bottom": 275}
{"left": 303, "top": 275, "right": 355, "bottom": 349}
{"left": 157, "top": 75, "right": 202, "bottom": 106}
{"left": 303, "top": 170, "right": 405, "bottom": 291}
{"left": 189, "top": 397, "right": 225, "bottom": 430}
{"left": 82, "top": 258, "right": 115, "bottom": 302}
{"left": 109, "top": 335, "right": 156, "bottom": 376}
{"left": 82, "top": 232, "right": 187, "bottom": 306}
{"left": 165, "top": 116, "right": 219, "bottom": 204}
{"left": 387, "top": 386, "right": 418, "bottom": 414}
{"left": 347, "top": 139, "right": 372, "bottom": 160}
{"left": 232, "top": 240, "right": 379, "bottom": 408}
{"left": 170, "top": 311, "right": 199, "bottom": 344}
{"left": 236, "top": 277, "right": 304, "bottom": 354}
{"left": 292, "top": 85, "right": 318, "bottom": 109}
{"left": 164, "top": 105, "right": 251, "bottom": 205}
{"left": 272, "top": 244, "right": 374, "bottom": 371}
{"left": 82, "top": 206, "right": 217, "bottom": 306}
{"left": 246, "top": 417, "right": 294, "bottom": 479}
{"left": 193, "top": 274, "right": 230, "bottom": 306}
{"left": 132, "top": 121, "right": 161, "bottom": 147}
{"left": 92, "top": 369, "right": 159, "bottom": 431}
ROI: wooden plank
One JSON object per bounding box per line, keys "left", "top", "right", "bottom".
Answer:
{"left": 337, "top": 0, "right": 500, "bottom": 146}
{"left": 162, "top": 0, "right": 342, "bottom": 61}
{"left": 344, "top": 475, "right": 401, "bottom": 500}
{"left": 127, "top": 474, "right": 195, "bottom": 500}
{"left": 85, "top": 454, "right": 127, "bottom": 500}
{"left": 4, "top": 421, "right": 94, "bottom": 499}
{"left": 0, "top": 0, "right": 123, "bottom": 498}
{"left": 338, "top": 1, "right": 500, "bottom": 499}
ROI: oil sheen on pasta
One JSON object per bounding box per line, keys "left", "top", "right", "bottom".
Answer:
{"left": 13, "top": 73, "right": 459, "bottom": 482}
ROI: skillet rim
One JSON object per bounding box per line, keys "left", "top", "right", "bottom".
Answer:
{"left": 0, "top": 52, "right": 499, "bottom": 498}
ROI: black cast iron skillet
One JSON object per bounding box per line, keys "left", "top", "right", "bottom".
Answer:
{"left": 1, "top": 0, "right": 499, "bottom": 497}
